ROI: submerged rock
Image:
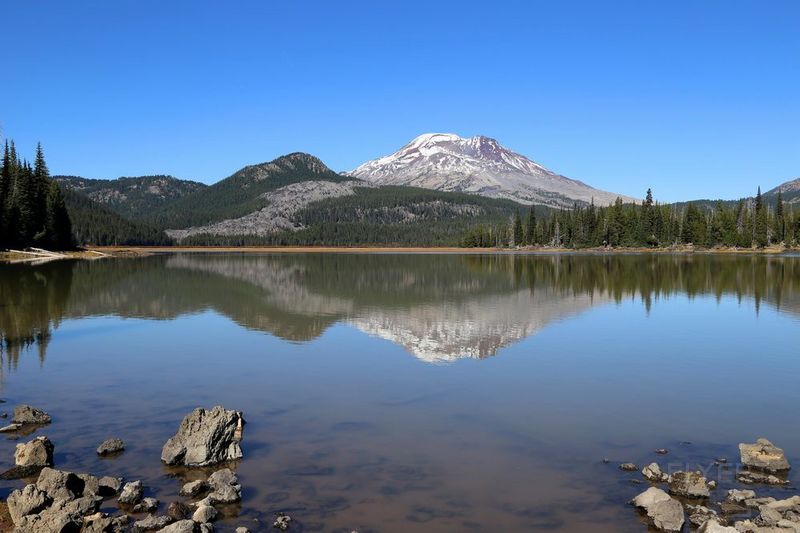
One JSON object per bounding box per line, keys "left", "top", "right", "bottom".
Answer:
{"left": 631, "top": 487, "right": 685, "bottom": 532}
{"left": 687, "top": 504, "right": 723, "bottom": 528}
{"left": 737, "top": 471, "right": 790, "bottom": 485}
{"left": 166, "top": 501, "right": 192, "bottom": 520}
{"left": 0, "top": 422, "right": 22, "bottom": 433}
{"left": 97, "top": 438, "right": 125, "bottom": 456}
{"left": 12, "top": 405, "right": 52, "bottom": 425}
{"left": 161, "top": 406, "right": 244, "bottom": 467}
{"left": 739, "top": 438, "right": 791, "bottom": 473}
{"left": 668, "top": 471, "right": 710, "bottom": 499}
{"left": 619, "top": 462, "right": 638, "bottom": 472}
{"left": 273, "top": 512, "right": 292, "bottom": 531}
{"left": 0, "top": 464, "right": 45, "bottom": 480}
{"left": 15, "top": 436, "right": 54, "bottom": 467}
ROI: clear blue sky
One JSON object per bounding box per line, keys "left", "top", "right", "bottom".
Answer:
{"left": 2, "top": 0, "right": 798, "bottom": 202}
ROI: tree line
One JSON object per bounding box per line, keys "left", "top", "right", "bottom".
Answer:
{"left": 0, "top": 141, "right": 74, "bottom": 250}
{"left": 463, "top": 188, "right": 800, "bottom": 249}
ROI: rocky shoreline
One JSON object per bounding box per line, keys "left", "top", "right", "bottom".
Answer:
{"left": 617, "top": 438, "right": 798, "bottom": 532}
{"left": 0, "top": 404, "right": 292, "bottom": 532}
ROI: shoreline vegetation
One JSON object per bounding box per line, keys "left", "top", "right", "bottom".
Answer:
{"left": 2, "top": 244, "right": 797, "bottom": 263}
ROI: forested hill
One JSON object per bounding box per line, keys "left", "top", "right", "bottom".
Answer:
{"left": 61, "top": 189, "right": 173, "bottom": 246}
{"left": 142, "top": 152, "right": 351, "bottom": 229}
{"left": 54, "top": 174, "right": 206, "bottom": 220}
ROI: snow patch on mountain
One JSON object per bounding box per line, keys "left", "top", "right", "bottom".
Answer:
{"left": 348, "top": 133, "right": 635, "bottom": 207}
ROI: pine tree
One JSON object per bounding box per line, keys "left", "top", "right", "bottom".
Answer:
{"left": 512, "top": 211, "right": 523, "bottom": 247}
{"left": 754, "top": 187, "right": 768, "bottom": 247}
{"left": 525, "top": 208, "right": 536, "bottom": 245}
{"left": 774, "top": 190, "right": 785, "bottom": 244}
{"left": 45, "top": 181, "right": 73, "bottom": 250}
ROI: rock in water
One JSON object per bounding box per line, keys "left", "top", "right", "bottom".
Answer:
{"left": 631, "top": 486, "right": 685, "bottom": 532}
{"left": 273, "top": 512, "right": 292, "bottom": 531}
{"left": 12, "top": 405, "right": 52, "bottom": 425}
{"left": 96, "top": 438, "right": 125, "bottom": 456}
{"left": 161, "top": 406, "right": 244, "bottom": 467}
{"left": 196, "top": 468, "right": 242, "bottom": 506}
{"left": 698, "top": 519, "right": 738, "bottom": 532}
{"left": 15, "top": 436, "right": 55, "bottom": 467}
{"left": 132, "top": 514, "right": 173, "bottom": 531}
{"left": 642, "top": 462, "right": 668, "bottom": 482}
{"left": 192, "top": 504, "right": 217, "bottom": 523}
{"left": 118, "top": 480, "right": 144, "bottom": 505}
{"left": 668, "top": 471, "right": 710, "bottom": 498}
{"left": 619, "top": 462, "right": 638, "bottom": 472}
{"left": 739, "top": 438, "right": 791, "bottom": 472}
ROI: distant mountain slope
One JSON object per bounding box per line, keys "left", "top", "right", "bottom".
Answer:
{"left": 765, "top": 177, "right": 800, "bottom": 204}
{"left": 54, "top": 174, "right": 206, "bottom": 220}
{"left": 61, "top": 188, "right": 173, "bottom": 245}
{"left": 348, "top": 133, "right": 636, "bottom": 208}
{"left": 147, "top": 152, "right": 350, "bottom": 229}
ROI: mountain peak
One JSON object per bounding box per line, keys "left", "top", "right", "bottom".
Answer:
{"left": 349, "top": 133, "right": 634, "bottom": 207}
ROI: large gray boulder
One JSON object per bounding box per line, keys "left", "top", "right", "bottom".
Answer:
{"left": 12, "top": 405, "right": 52, "bottom": 425}
{"left": 161, "top": 406, "right": 244, "bottom": 467}
{"left": 36, "top": 467, "right": 85, "bottom": 502}
{"left": 6, "top": 484, "right": 51, "bottom": 524}
{"left": 15, "top": 436, "right": 54, "bottom": 467}
{"left": 739, "top": 438, "right": 791, "bottom": 473}
{"left": 631, "top": 486, "right": 685, "bottom": 532}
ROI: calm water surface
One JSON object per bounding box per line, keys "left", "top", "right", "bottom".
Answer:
{"left": 0, "top": 253, "right": 798, "bottom": 532}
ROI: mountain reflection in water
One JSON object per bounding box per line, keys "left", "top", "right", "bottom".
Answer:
{"left": 1, "top": 253, "right": 799, "bottom": 366}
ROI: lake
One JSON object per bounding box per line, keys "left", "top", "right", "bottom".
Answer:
{"left": 0, "top": 252, "right": 798, "bottom": 532}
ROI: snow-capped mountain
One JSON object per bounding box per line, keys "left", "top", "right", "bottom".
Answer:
{"left": 348, "top": 133, "right": 636, "bottom": 207}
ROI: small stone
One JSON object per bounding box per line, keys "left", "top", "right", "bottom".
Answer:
{"left": 755, "top": 505, "right": 783, "bottom": 527}
{"left": 668, "top": 471, "right": 710, "bottom": 499}
{"left": 619, "top": 462, "right": 638, "bottom": 472}
{"left": 687, "top": 504, "right": 722, "bottom": 528}
{"left": 736, "top": 470, "right": 789, "bottom": 485}
{"left": 707, "top": 480, "right": 717, "bottom": 490}
{"left": 236, "top": 528, "right": 251, "bottom": 533}
{"left": 134, "top": 497, "right": 160, "bottom": 513}
{"left": 739, "top": 438, "right": 791, "bottom": 472}
{"left": 12, "top": 405, "right": 52, "bottom": 425}
{"left": 192, "top": 504, "right": 218, "bottom": 523}
{"left": 726, "top": 489, "right": 757, "bottom": 503}
{"left": 157, "top": 520, "right": 197, "bottom": 533}
{"left": 0, "top": 422, "right": 22, "bottom": 432}
{"left": 97, "top": 438, "right": 125, "bottom": 456}
{"left": 98, "top": 476, "right": 124, "bottom": 497}
{"left": 119, "top": 480, "right": 144, "bottom": 505}
{"left": 642, "top": 462, "right": 668, "bottom": 482}
{"left": 197, "top": 468, "right": 241, "bottom": 505}
{"left": 697, "top": 519, "right": 738, "bottom": 532}
{"left": 602, "top": 457, "right": 610, "bottom": 464}
{"left": 179, "top": 479, "right": 207, "bottom": 497}
{"left": 273, "top": 512, "right": 291, "bottom": 531}
{"left": 655, "top": 448, "right": 669, "bottom": 455}
{"left": 14, "top": 436, "right": 54, "bottom": 467}
{"left": 166, "top": 501, "right": 191, "bottom": 520}
{"left": 132, "top": 514, "right": 173, "bottom": 531}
